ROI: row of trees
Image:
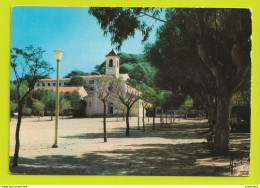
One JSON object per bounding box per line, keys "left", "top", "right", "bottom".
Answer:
{"left": 96, "top": 74, "right": 192, "bottom": 142}
{"left": 89, "top": 8, "right": 251, "bottom": 155}
{"left": 10, "top": 82, "right": 84, "bottom": 120}
{"left": 96, "top": 76, "right": 139, "bottom": 141}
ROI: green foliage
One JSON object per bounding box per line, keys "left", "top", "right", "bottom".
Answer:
{"left": 43, "top": 90, "right": 56, "bottom": 112}
{"left": 89, "top": 8, "right": 164, "bottom": 50}
{"left": 93, "top": 53, "right": 148, "bottom": 72}
{"left": 11, "top": 46, "right": 54, "bottom": 90}
{"left": 92, "top": 62, "right": 106, "bottom": 75}
{"left": 90, "top": 8, "right": 250, "bottom": 108}
{"left": 26, "top": 108, "right": 32, "bottom": 115}
{"left": 127, "top": 62, "right": 157, "bottom": 87}
{"left": 232, "top": 70, "right": 251, "bottom": 106}
{"left": 11, "top": 46, "right": 54, "bottom": 167}
{"left": 10, "top": 82, "right": 28, "bottom": 103}
{"left": 17, "top": 87, "right": 83, "bottom": 117}
{"left": 181, "top": 96, "right": 194, "bottom": 108}
{"left": 93, "top": 52, "right": 157, "bottom": 87}
{"left": 139, "top": 83, "right": 158, "bottom": 107}
{"left": 32, "top": 99, "right": 45, "bottom": 114}
{"left": 10, "top": 45, "right": 54, "bottom": 111}
{"left": 26, "top": 88, "right": 50, "bottom": 109}
{"left": 59, "top": 91, "right": 86, "bottom": 117}
{"left": 60, "top": 99, "right": 71, "bottom": 112}
{"left": 64, "top": 70, "right": 91, "bottom": 78}
{"left": 65, "top": 75, "right": 90, "bottom": 90}
{"left": 158, "top": 90, "right": 172, "bottom": 110}
{"left": 127, "top": 78, "right": 138, "bottom": 86}
{"left": 156, "top": 90, "right": 186, "bottom": 110}
{"left": 118, "top": 52, "right": 147, "bottom": 64}
{"left": 232, "top": 91, "right": 250, "bottom": 106}
{"left": 31, "top": 89, "right": 46, "bottom": 100}
{"left": 144, "top": 9, "right": 217, "bottom": 109}
{"left": 66, "top": 76, "right": 85, "bottom": 86}
{"left": 89, "top": 7, "right": 251, "bottom": 154}
{"left": 64, "top": 91, "right": 81, "bottom": 110}
{"left": 10, "top": 101, "right": 18, "bottom": 112}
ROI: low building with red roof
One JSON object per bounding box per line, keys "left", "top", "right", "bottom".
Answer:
{"left": 34, "top": 86, "right": 88, "bottom": 99}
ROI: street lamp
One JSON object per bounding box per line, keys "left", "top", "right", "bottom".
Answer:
{"left": 52, "top": 49, "right": 63, "bottom": 148}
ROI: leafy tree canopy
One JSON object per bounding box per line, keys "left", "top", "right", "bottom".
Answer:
{"left": 10, "top": 82, "right": 28, "bottom": 103}
{"left": 64, "top": 70, "right": 91, "bottom": 78}
{"left": 65, "top": 74, "right": 90, "bottom": 91}
{"left": 10, "top": 46, "right": 54, "bottom": 167}
{"left": 89, "top": 8, "right": 164, "bottom": 50}
{"left": 42, "top": 90, "right": 56, "bottom": 112}
{"left": 63, "top": 91, "right": 82, "bottom": 110}
{"left": 32, "top": 99, "right": 45, "bottom": 114}
{"left": 60, "top": 99, "right": 71, "bottom": 112}
{"left": 10, "top": 101, "right": 18, "bottom": 112}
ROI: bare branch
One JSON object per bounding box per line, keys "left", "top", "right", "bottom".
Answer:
{"left": 140, "top": 11, "right": 167, "bottom": 23}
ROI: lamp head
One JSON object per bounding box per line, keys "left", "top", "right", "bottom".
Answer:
{"left": 53, "top": 49, "right": 63, "bottom": 61}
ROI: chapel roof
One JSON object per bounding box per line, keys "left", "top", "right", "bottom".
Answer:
{"left": 105, "top": 49, "right": 120, "bottom": 58}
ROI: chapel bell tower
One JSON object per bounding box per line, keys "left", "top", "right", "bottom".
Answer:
{"left": 105, "top": 49, "right": 120, "bottom": 78}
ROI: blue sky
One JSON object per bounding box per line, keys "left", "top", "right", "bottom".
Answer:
{"left": 11, "top": 7, "right": 163, "bottom": 80}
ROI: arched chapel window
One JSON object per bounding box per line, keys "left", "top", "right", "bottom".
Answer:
{"left": 109, "top": 59, "right": 113, "bottom": 67}
{"left": 117, "top": 60, "right": 119, "bottom": 68}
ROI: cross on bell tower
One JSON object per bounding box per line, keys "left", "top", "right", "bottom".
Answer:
{"left": 105, "top": 49, "right": 120, "bottom": 78}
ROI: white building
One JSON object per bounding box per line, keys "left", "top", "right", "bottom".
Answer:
{"left": 35, "top": 50, "right": 144, "bottom": 117}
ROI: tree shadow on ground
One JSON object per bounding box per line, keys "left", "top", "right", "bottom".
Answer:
{"left": 9, "top": 134, "right": 250, "bottom": 176}
{"left": 9, "top": 122, "right": 250, "bottom": 176}
{"left": 61, "top": 123, "right": 210, "bottom": 140}
{"left": 10, "top": 142, "right": 232, "bottom": 176}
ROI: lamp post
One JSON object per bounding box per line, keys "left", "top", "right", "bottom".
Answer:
{"left": 52, "top": 49, "right": 63, "bottom": 148}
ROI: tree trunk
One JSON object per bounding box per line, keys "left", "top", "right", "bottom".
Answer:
{"left": 208, "top": 107, "right": 217, "bottom": 132}
{"left": 171, "top": 111, "right": 173, "bottom": 124}
{"left": 62, "top": 111, "right": 64, "bottom": 120}
{"left": 160, "top": 109, "right": 162, "bottom": 123}
{"left": 123, "top": 110, "right": 125, "bottom": 121}
{"left": 51, "top": 112, "right": 53, "bottom": 121}
{"left": 166, "top": 110, "right": 168, "bottom": 125}
{"left": 153, "top": 107, "right": 155, "bottom": 130}
{"left": 103, "top": 103, "right": 107, "bottom": 142}
{"left": 161, "top": 108, "right": 163, "bottom": 127}
{"left": 13, "top": 103, "right": 23, "bottom": 167}
{"left": 205, "top": 110, "right": 208, "bottom": 119}
{"left": 195, "top": 8, "right": 250, "bottom": 155}
{"left": 143, "top": 106, "right": 145, "bottom": 132}
{"left": 38, "top": 112, "right": 40, "bottom": 122}
{"left": 214, "top": 93, "right": 233, "bottom": 155}
{"left": 126, "top": 107, "right": 130, "bottom": 136}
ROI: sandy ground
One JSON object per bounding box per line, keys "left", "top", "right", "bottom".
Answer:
{"left": 9, "top": 116, "right": 250, "bottom": 176}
